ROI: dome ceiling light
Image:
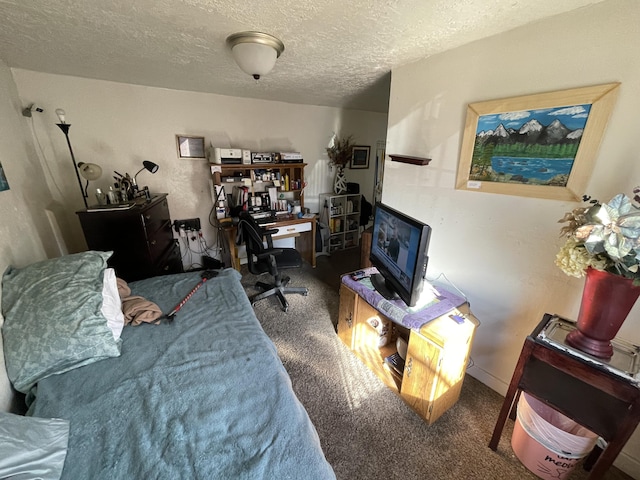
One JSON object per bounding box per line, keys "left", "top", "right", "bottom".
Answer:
{"left": 226, "top": 31, "right": 285, "bottom": 80}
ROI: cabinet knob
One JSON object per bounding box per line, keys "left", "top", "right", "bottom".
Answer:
{"left": 346, "top": 313, "right": 353, "bottom": 328}
{"left": 150, "top": 240, "right": 156, "bottom": 246}
{"left": 145, "top": 214, "right": 151, "bottom": 220}
{"left": 406, "top": 357, "right": 413, "bottom": 378}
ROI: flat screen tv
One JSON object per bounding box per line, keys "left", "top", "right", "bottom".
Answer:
{"left": 369, "top": 202, "right": 431, "bottom": 307}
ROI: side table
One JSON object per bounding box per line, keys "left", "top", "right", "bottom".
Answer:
{"left": 489, "top": 313, "right": 640, "bottom": 479}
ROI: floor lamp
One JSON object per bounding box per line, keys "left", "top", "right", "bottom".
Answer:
{"left": 55, "top": 109, "right": 101, "bottom": 209}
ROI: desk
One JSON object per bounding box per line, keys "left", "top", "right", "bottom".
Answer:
{"left": 223, "top": 215, "right": 316, "bottom": 271}
{"left": 489, "top": 313, "right": 640, "bottom": 479}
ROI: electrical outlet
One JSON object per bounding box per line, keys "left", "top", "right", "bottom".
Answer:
{"left": 174, "top": 218, "right": 201, "bottom": 232}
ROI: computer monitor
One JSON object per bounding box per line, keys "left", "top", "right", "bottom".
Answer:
{"left": 369, "top": 202, "right": 431, "bottom": 307}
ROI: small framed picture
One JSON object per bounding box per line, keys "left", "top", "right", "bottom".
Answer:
{"left": 176, "top": 135, "right": 206, "bottom": 159}
{"left": 350, "top": 145, "right": 370, "bottom": 169}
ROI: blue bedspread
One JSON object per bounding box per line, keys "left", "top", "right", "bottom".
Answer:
{"left": 29, "top": 269, "right": 335, "bottom": 479}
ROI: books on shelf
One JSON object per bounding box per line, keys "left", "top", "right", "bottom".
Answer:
{"left": 384, "top": 352, "right": 405, "bottom": 376}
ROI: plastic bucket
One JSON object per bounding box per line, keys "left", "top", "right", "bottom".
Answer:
{"left": 511, "top": 393, "right": 598, "bottom": 480}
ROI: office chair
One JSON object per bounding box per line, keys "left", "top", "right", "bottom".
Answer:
{"left": 236, "top": 213, "right": 308, "bottom": 312}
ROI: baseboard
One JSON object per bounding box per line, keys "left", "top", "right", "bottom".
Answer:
{"left": 466, "top": 365, "right": 508, "bottom": 396}
{"left": 613, "top": 450, "right": 640, "bottom": 478}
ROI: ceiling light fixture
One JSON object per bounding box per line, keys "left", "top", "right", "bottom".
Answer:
{"left": 226, "top": 31, "right": 285, "bottom": 80}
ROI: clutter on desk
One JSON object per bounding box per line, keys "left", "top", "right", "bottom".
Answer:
{"left": 209, "top": 144, "right": 304, "bottom": 165}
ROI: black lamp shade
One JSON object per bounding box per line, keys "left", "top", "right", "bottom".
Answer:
{"left": 143, "top": 161, "right": 159, "bottom": 173}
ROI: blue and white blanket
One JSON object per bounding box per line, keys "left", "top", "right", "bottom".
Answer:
{"left": 29, "top": 269, "right": 335, "bottom": 479}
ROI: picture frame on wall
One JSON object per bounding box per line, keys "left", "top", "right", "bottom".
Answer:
{"left": 176, "top": 135, "right": 206, "bottom": 159}
{"left": 455, "top": 83, "right": 620, "bottom": 201}
{"left": 0, "top": 161, "right": 9, "bottom": 192}
{"left": 350, "top": 145, "right": 370, "bottom": 169}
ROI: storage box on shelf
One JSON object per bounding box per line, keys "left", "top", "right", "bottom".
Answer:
{"left": 319, "top": 193, "right": 361, "bottom": 252}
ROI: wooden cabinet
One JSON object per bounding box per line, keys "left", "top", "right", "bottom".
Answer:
{"left": 77, "top": 193, "right": 183, "bottom": 282}
{"left": 211, "top": 163, "right": 307, "bottom": 215}
{"left": 337, "top": 283, "right": 478, "bottom": 425}
{"left": 319, "top": 193, "right": 361, "bottom": 252}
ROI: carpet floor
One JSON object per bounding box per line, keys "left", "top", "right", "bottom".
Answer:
{"left": 240, "top": 251, "right": 632, "bottom": 480}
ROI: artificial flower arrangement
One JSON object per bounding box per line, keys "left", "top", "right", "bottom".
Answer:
{"left": 555, "top": 187, "right": 640, "bottom": 285}
{"left": 326, "top": 135, "right": 355, "bottom": 168}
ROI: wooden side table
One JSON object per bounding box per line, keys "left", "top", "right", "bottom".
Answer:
{"left": 489, "top": 313, "right": 640, "bottom": 479}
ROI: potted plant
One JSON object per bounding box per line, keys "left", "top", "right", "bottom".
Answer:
{"left": 326, "top": 135, "right": 355, "bottom": 194}
{"left": 555, "top": 187, "right": 640, "bottom": 358}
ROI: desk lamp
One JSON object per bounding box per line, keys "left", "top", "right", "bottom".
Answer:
{"left": 133, "top": 160, "right": 159, "bottom": 186}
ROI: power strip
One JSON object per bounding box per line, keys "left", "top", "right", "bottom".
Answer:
{"left": 173, "top": 218, "right": 201, "bottom": 232}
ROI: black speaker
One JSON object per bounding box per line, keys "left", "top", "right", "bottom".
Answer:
{"left": 346, "top": 182, "right": 360, "bottom": 194}
{"left": 202, "top": 256, "right": 223, "bottom": 269}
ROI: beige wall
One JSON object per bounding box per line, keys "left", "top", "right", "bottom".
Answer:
{"left": 385, "top": 0, "right": 639, "bottom": 473}
{"left": 10, "top": 70, "right": 386, "bottom": 261}
{"left": 0, "top": 59, "right": 63, "bottom": 412}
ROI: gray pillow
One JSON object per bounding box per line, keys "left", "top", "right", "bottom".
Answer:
{"left": 1, "top": 251, "right": 121, "bottom": 393}
{"left": 0, "top": 412, "right": 69, "bottom": 480}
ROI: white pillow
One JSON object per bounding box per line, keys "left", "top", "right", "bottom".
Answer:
{"left": 102, "top": 268, "right": 124, "bottom": 341}
{"left": 0, "top": 412, "right": 69, "bottom": 480}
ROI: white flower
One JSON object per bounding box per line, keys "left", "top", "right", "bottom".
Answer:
{"left": 555, "top": 238, "right": 608, "bottom": 278}
{"left": 556, "top": 189, "right": 640, "bottom": 284}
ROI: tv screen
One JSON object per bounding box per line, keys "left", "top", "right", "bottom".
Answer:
{"left": 369, "top": 202, "right": 431, "bottom": 307}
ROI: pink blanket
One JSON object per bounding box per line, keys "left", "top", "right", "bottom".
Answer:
{"left": 116, "top": 278, "right": 163, "bottom": 325}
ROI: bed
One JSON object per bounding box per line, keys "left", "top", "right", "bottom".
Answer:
{"left": 0, "top": 251, "right": 335, "bottom": 479}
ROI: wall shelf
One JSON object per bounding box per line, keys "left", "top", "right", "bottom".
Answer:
{"left": 389, "top": 154, "right": 431, "bottom": 166}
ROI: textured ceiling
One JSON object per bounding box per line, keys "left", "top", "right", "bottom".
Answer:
{"left": 0, "top": 0, "right": 605, "bottom": 113}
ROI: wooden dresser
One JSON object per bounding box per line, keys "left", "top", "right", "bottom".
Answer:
{"left": 77, "top": 193, "right": 183, "bottom": 282}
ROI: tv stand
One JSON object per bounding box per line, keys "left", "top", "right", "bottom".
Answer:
{"left": 338, "top": 271, "right": 479, "bottom": 425}
{"left": 370, "top": 273, "right": 399, "bottom": 301}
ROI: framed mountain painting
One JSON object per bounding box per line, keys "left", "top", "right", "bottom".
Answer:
{"left": 456, "top": 83, "right": 620, "bottom": 201}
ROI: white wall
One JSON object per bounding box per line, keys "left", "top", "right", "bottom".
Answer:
{"left": 0, "top": 59, "right": 62, "bottom": 412}
{"left": 10, "top": 70, "right": 385, "bottom": 265}
{"left": 384, "top": 0, "right": 639, "bottom": 474}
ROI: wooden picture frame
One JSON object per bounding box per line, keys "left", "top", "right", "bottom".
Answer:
{"left": 350, "top": 145, "right": 370, "bottom": 169}
{"left": 176, "top": 135, "right": 206, "bottom": 159}
{"left": 455, "top": 83, "right": 620, "bottom": 201}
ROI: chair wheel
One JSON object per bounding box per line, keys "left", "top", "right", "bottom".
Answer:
{"left": 303, "top": 292, "right": 308, "bottom": 296}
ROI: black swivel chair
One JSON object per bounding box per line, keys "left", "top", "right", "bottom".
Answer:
{"left": 236, "top": 213, "right": 308, "bottom": 312}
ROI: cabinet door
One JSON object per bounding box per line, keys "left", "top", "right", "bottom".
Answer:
{"left": 337, "top": 284, "right": 356, "bottom": 348}
{"left": 352, "top": 300, "right": 398, "bottom": 391}
{"left": 400, "top": 331, "right": 442, "bottom": 423}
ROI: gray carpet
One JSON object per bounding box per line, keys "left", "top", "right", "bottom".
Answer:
{"left": 239, "top": 257, "right": 632, "bottom": 480}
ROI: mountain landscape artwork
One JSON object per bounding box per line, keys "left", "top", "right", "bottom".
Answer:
{"left": 469, "top": 104, "right": 591, "bottom": 187}
{"left": 457, "top": 84, "right": 619, "bottom": 201}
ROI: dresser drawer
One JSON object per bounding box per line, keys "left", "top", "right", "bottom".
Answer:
{"left": 147, "top": 220, "right": 174, "bottom": 260}
{"left": 141, "top": 197, "right": 171, "bottom": 236}
{"left": 152, "top": 241, "right": 184, "bottom": 277}
{"left": 272, "top": 221, "right": 312, "bottom": 238}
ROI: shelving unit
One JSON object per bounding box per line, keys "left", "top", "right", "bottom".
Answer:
{"left": 389, "top": 154, "right": 431, "bottom": 166}
{"left": 319, "top": 193, "right": 361, "bottom": 252}
{"left": 211, "top": 163, "right": 306, "bottom": 215}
